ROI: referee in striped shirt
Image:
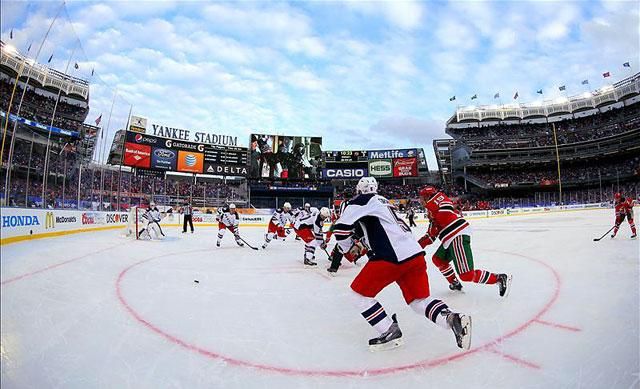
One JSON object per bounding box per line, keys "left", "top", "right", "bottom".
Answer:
{"left": 182, "top": 201, "right": 194, "bottom": 233}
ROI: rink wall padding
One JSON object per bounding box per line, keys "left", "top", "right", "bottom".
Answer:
{"left": 0, "top": 204, "right": 617, "bottom": 245}
{"left": 0, "top": 208, "right": 129, "bottom": 245}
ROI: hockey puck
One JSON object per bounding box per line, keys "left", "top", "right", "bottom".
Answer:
{"left": 194, "top": 280, "right": 199, "bottom": 284}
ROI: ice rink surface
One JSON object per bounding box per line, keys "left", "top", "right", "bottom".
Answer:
{"left": 1, "top": 208, "right": 638, "bottom": 389}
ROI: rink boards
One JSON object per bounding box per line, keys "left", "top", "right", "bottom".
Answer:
{"left": 0, "top": 203, "right": 616, "bottom": 245}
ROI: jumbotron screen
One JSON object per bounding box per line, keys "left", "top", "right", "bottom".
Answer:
{"left": 249, "top": 134, "right": 323, "bottom": 179}
{"left": 122, "top": 131, "right": 248, "bottom": 176}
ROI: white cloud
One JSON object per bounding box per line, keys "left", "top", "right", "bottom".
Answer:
{"left": 343, "top": 1, "right": 424, "bottom": 30}
{"left": 284, "top": 70, "right": 327, "bottom": 92}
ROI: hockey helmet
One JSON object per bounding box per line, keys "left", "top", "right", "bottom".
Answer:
{"left": 304, "top": 203, "right": 311, "bottom": 211}
{"left": 614, "top": 192, "right": 622, "bottom": 201}
{"left": 319, "top": 207, "right": 331, "bottom": 220}
{"left": 229, "top": 203, "right": 236, "bottom": 209}
{"left": 356, "top": 177, "right": 378, "bottom": 194}
{"left": 419, "top": 186, "right": 439, "bottom": 200}
{"left": 283, "top": 202, "right": 292, "bottom": 211}
{"left": 150, "top": 202, "right": 156, "bottom": 207}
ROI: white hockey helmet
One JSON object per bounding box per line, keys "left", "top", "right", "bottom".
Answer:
{"left": 356, "top": 177, "right": 378, "bottom": 194}
{"left": 304, "top": 202, "right": 311, "bottom": 210}
{"left": 229, "top": 203, "right": 236, "bottom": 209}
{"left": 283, "top": 202, "right": 292, "bottom": 211}
{"left": 319, "top": 207, "right": 330, "bottom": 220}
{"left": 150, "top": 202, "right": 156, "bottom": 207}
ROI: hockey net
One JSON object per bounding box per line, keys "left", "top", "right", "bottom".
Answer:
{"left": 125, "top": 206, "right": 142, "bottom": 239}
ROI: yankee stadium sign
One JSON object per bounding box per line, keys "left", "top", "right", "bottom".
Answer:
{"left": 151, "top": 124, "right": 237, "bottom": 146}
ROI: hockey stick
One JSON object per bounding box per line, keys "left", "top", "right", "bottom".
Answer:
{"left": 593, "top": 226, "right": 615, "bottom": 241}
{"left": 238, "top": 236, "right": 259, "bottom": 250}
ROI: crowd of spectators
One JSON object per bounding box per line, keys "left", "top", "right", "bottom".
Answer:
{"left": 467, "top": 156, "right": 640, "bottom": 187}
{"left": 1, "top": 78, "right": 89, "bottom": 133}
{"left": 1, "top": 163, "right": 249, "bottom": 209}
{"left": 334, "top": 183, "right": 421, "bottom": 200}
{"left": 450, "top": 103, "right": 640, "bottom": 150}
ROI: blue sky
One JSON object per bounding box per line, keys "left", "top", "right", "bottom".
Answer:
{"left": 1, "top": 0, "right": 638, "bottom": 168}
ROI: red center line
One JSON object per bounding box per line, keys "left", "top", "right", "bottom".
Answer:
{"left": 115, "top": 248, "right": 567, "bottom": 377}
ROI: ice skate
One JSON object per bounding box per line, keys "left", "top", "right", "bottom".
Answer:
{"left": 326, "top": 266, "right": 338, "bottom": 276}
{"left": 216, "top": 240, "right": 221, "bottom": 247}
{"left": 304, "top": 258, "right": 317, "bottom": 267}
{"left": 449, "top": 280, "right": 463, "bottom": 291}
{"left": 445, "top": 312, "right": 472, "bottom": 350}
{"left": 369, "top": 314, "right": 403, "bottom": 352}
{"left": 497, "top": 273, "right": 512, "bottom": 297}
{"left": 631, "top": 233, "right": 637, "bottom": 239}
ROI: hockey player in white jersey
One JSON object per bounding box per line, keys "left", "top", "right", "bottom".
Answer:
{"left": 138, "top": 202, "right": 165, "bottom": 240}
{"left": 294, "top": 206, "right": 331, "bottom": 267}
{"left": 290, "top": 205, "right": 310, "bottom": 241}
{"left": 331, "top": 177, "right": 472, "bottom": 351}
{"left": 262, "top": 202, "right": 293, "bottom": 248}
{"left": 216, "top": 204, "right": 244, "bottom": 247}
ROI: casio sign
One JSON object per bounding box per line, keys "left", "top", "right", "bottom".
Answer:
{"left": 324, "top": 168, "right": 366, "bottom": 178}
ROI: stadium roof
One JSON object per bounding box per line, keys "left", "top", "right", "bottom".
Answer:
{"left": 0, "top": 40, "right": 89, "bottom": 100}
{"left": 448, "top": 73, "right": 640, "bottom": 125}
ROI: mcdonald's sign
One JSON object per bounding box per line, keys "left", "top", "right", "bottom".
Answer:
{"left": 45, "top": 212, "right": 55, "bottom": 229}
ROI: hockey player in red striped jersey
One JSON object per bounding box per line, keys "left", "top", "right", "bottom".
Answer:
{"left": 418, "top": 186, "right": 512, "bottom": 297}
{"left": 332, "top": 177, "right": 472, "bottom": 351}
{"left": 611, "top": 193, "right": 637, "bottom": 239}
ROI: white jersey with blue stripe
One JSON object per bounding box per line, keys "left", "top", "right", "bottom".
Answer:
{"left": 333, "top": 193, "right": 422, "bottom": 263}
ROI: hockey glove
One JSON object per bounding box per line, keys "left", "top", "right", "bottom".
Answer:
{"left": 345, "top": 240, "right": 367, "bottom": 262}
{"left": 418, "top": 234, "right": 435, "bottom": 248}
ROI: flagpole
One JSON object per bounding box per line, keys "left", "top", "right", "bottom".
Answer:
{"left": 3, "top": 2, "right": 64, "bottom": 205}
{"left": 117, "top": 105, "right": 133, "bottom": 211}
{"left": 99, "top": 90, "right": 117, "bottom": 211}
{"left": 552, "top": 122, "right": 563, "bottom": 205}
{"left": 42, "top": 41, "right": 79, "bottom": 208}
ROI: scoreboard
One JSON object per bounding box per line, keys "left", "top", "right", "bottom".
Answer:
{"left": 204, "top": 145, "right": 248, "bottom": 165}
{"left": 322, "top": 148, "right": 422, "bottom": 179}
{"left": 122, "top": 130, "right": 248, "bottom": 176}
{"left": 323, "top": 150, "right": 367, "bottom": 162}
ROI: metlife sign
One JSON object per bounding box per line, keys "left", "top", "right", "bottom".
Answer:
{"left": 321, "top": 167, "right": 368, "bottom": 179}
{"left": 367, "top": 149, "right": 418, "bottom": 159}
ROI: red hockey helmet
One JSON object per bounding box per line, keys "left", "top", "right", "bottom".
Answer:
{"left": 614, "top": 192, "right": 622, "bottom": 201}
{"left": 419, "top": 186, "right": 439, "bottom": 200}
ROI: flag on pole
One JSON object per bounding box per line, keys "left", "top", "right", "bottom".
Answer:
{"left": 513, "top": 91, "right": 519, "bottom": 100}
{"left": 537, "top": 89, "right": 543, "bottom": 94}
{"left": 91, "top": 68, "right": 94, "bottom": 76}
{"left": 449, "top": 96, "right": 456, "bottom": 101}
{"left": 581, "top": 79, "right": 589, "bottom": 85}
{"left": 623, "top": 62, "right": 631, "bottom": 68}
{"left": 27, "top": 42, "right": 32, "bottom": 53}
{"left": 471, "top": 94, "right": 477, "bottom": 100}
{"left": 74, "top": 62, "right": 79, "bottom": 69}
{"left": 9, "top": 29, "right": 13, "bottom": 39}
{"left": 559, "top": 85, "right": 566, "bottom": 91}
{"left": 47, "top": 54, "right": 53, "bottom": 63}
{"left": 494, "top": 93, "right": 499, "bottom": 99}
{"left": 95, "top": 114, "right": 102, "bottom": 126}
{"left": 603, "top": 72, "right": 610, "bottom": 78}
